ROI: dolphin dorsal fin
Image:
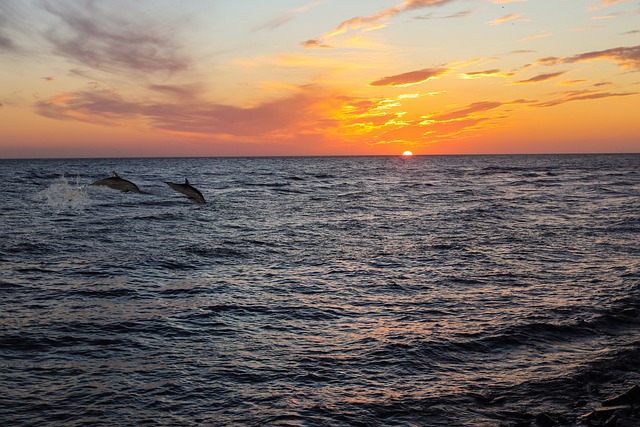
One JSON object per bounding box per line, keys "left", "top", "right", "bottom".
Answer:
{"left": 185, "top": 178, "right": 190, "bottom": 185}
{"left": 112, "top": 171, "right": 120, "bottom": 178}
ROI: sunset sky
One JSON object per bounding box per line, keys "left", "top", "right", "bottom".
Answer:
{"left": 1, "top": 0, "right": 639, "bottom": 157}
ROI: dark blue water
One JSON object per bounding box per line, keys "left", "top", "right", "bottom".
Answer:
{"left": 1, "top": 154, "right": 639, "bottom": 426}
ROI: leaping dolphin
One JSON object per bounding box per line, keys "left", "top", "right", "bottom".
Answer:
{"left": 91, "top": 171, "right": 142, "bottom": 193}
{"left": 165, "top": 179, "right": 205, "bottom": 203}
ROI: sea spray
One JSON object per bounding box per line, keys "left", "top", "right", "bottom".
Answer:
{"left": 35, "top": 174, "right": 89, "bottom": 212}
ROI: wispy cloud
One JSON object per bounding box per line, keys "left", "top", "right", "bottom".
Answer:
{"left": 588, "top": 0, "right": 629, "bottom": 12}
{"left": 0, "top": 30, "right": 17, "bottom": 53}
{"left": 414, "top": 9, "right": 473, "bottom": 19}
{"left": 537, "top": 90, "right": 638, "bottom": 107}
{"left": 486, "top": 13, "right": 527, "bottom": 26}
{"left": 459, "top": 69, "right": 515, "bottom": 79}
{"left": 537, "top": 45, "right": 640, "bottom": 70}
{"left": 572, "top": 25, "right": 605, "bottom": 31}
{"left": 253, "top": 2, "right": 321, "bottom": 31}
{"left": 428, "top": 101, "right": 505, "bottom": 121}
{"left": 0, "top": 1, "right": 29, "bottom": 54}
{"left": 302, "top": 0, "right": 459, "bottom": 48}
{"left": 560, "top": 79, "right": 588, "bottom": 85}
{"left": 369, "top": 67, "right": 449, "bottom": 87}
{"left": 590, "top": 13, "right": 620, "bottom": 20}
{"left": 41, "top": 1, "right": 191, "bottom": 76}
{"left": 519, "top": 32, "right": 553, "bottom": 41}
{"left": 514, "top": 71, "right": 567, "bottom": 84}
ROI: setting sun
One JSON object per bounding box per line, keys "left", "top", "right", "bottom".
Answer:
{"left": 402, "top": 151, "right": 413, "bottom": 156}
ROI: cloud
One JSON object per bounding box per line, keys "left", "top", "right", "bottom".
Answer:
{"left": 572, "top": 25, "right": 604, "bottom": 31}
{"left": 537, "top": 90, "right": 638, "bottom": 107}
{"left": 253, "top": 2, "right": 321, "bottom": 31}
{"left": 369, "top": 67, "right": 449, "bottom": 87}
{"left": 35, "top": 85, "right": 346, "bottom": 142}
{"left": 519, "top": 32, "right": 553, "bottom": 41}
{"left": 588, "top": 0, "right": 629, "bottom": 12}
{"left": 0, "top": 33, "right": 17, "bottom": 52}
{"left": 428, "top": 101, "right": 504, "bottom": 121}
{"left": 590, "top": 13, "right": 620, "bottom": 20}
{"left": 414, "top": 9, "right": 473, "bottom": 19}
{"left": 301, "top": 39, "right": 332, "bottom": 49}
{"left": 560, "top": 79, "right": 588, "bottom": 85}
{"left": 514, "top": 71, "right": 567, "bottom": 84}
{"left": 487, "top": 13, "right": 527, "bottom": 26}
{"left": 302, "top": 0, "right": 459, "bottom": 48}
{"left": 41, "top": 1, "right": 191, "bottom": 76}
{"left": 537, "top": 45, "right": 640, "bottom": 70}
{"left": 0, "top": 2, "right": 28, "bottom": 54}
{"left": 148, "top": 84, "right": 203, "bottom": 99}
{"left": 459, "top": 69, "right": 515, "bottom": 79}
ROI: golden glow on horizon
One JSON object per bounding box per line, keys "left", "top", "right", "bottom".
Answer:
{"left": 402, "top": 151, "right": 414, "bottom": 156}
{"left": 0, "top": 1, "right": 638, "bottom": 157}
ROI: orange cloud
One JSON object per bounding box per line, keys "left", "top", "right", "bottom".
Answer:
{"left": 301, "top": 39, "right": 332, "bottom": 49}
{"left": 519, "top": 32, "right": 552, "bottom": 41}
{"left": 369, "top": 67, "right": 449, "bottom": 87}
{"left": 35, "top": 85, "right": 346, "bottom": 142}
{"left": 560, "top": 79, "right": 588, "bottom": 85}
{"left": 302, "top": 0, "right": 459, "bottom": 48}
{"left": 590, "top": 14, "right": 620, "bottom": 20}
{"left": 487, "top": 13, "right": 527, "bottom": 26}
{"left": 588, "top": 0, "right": 629, "bottom": 12}
{"left": 459, "top": 69, "right": 515, "bottom": 79}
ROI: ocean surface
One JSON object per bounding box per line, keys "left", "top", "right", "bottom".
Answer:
{"left": 1, "top": 154, "right": 639, "bottom": 426}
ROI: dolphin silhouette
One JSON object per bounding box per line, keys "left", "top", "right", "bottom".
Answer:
{"left": 165, "top": 179, "right": 205, "bottom": 203}
{"left": 91, "top": 171, "right": 142, "bottom": 193}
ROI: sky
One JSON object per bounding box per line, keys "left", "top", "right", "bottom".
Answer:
{"left": 0, "top": 0, "right": 639, "bottom": 158}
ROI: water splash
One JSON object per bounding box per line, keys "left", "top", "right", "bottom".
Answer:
{"left": 35, "top": 175, "right": 90, "bottom": 212}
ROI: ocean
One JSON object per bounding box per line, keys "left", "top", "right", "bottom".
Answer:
{"left": 1, "top": 154, "right": 639, "bottom": 426}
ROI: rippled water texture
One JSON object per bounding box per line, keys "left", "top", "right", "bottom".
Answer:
{"left": 1, "top": 155, "right": 639, "bottom": 426}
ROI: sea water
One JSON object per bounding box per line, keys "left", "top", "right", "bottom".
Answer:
{"left": 1, "top": 154, "right": 639, "bottom": 426}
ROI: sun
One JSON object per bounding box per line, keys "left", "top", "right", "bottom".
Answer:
{"left": 402, "top": 150, "right": 413, "bottom": 156}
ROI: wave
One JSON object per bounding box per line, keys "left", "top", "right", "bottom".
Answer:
{"left": 34, "top": 175, "right": 90, "bottom": 212}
